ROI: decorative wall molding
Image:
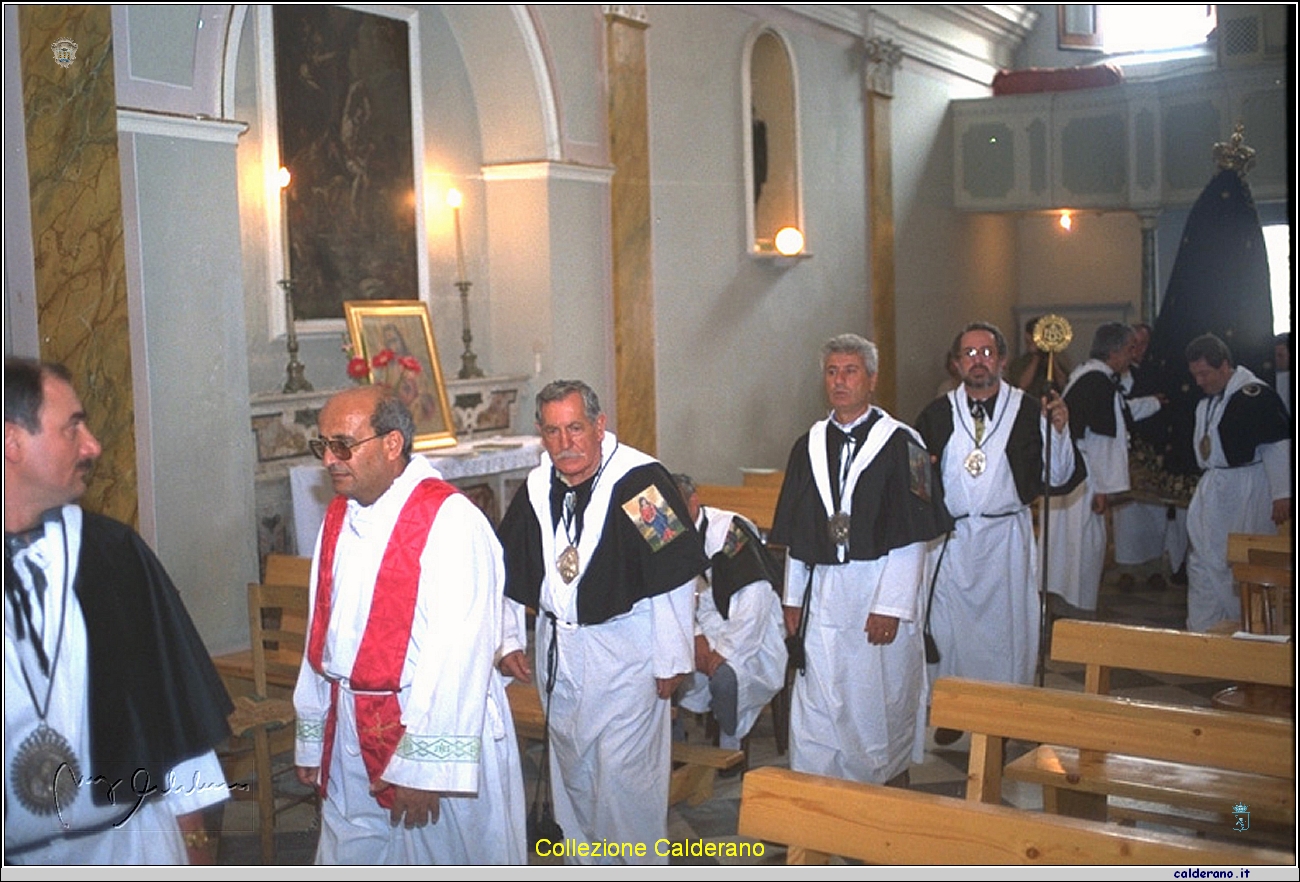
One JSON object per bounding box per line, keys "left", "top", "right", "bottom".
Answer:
{"left": 482, "top": 160, "right": 615, "bottom": 185}
{"left": 116, "top": 108, "right": 248, "bottom": 144}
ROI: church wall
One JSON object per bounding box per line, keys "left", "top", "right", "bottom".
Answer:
{"left": 645, "top": 5, "right": 870, "bottom": 483}
{"left": 118, "top": 130, "right": 259, "bottom": 652}
{"left": 889, "top": 60, "right": 1019, "bottom": 423}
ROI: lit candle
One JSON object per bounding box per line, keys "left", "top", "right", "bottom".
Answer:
{"left": 278, "top": 165, "right": 292, "bottom": 272}
{"left": 448, "top": 188, "right": 467, "bottom": 282}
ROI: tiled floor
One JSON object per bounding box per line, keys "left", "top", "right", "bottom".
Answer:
{"left": 215, "top": 552, "right": 1260, "bottom": 865}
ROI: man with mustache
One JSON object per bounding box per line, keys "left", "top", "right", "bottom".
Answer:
{"left": 913, "top": 324, "right": 1078, "bottom": 744}
{"left": 496, "top": 380, "right": 705, "bottom": 864}
{"left": 770, "top": 335, "right": 949, "bottom": 785}
{"left": 293, "top": 385, "right": 525, "bottom": 864}
{"left": 4, "top": 358, "right": 232, "bottom": 864}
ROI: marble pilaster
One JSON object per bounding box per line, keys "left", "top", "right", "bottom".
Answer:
{"left": 605, "top": 6, "right": 657, "bottom": 454}
{"left": 18, "top": 5, "right": 137, "bottom": 526}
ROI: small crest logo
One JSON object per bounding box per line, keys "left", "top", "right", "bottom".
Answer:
{"left": 1232, "top": 802, "right": 1250, "bottom": 832}
{"left": 51, "top": 38, "right": 78, "bottom": 69}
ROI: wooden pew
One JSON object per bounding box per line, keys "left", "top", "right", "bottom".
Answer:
{"left": 694, "top": 483, "right": 781, "bottom": 533}
{"left": 1228, "top": 531, "right": 1292, "bottom": 566}
{"left": 738, "top": 767, "right": 1292, "bottom": 865}
{"left": 505, "top": 681, "right": 743, "bottom": 807}
{"left": 1049, "top": 618, "right": 1294, "bottom": 695}
{"left": 929, "top": 678, "right": 1294, "bottom": 838}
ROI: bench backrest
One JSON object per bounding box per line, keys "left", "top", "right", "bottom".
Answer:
{"left": 737, "top": 767, "right": 1292, "bottom": 865}
{"left": 693, "top": 484, "right": 781, "bottom": 532}
{"left": 1050, "top": 619, "right": 1294, "bottom": 692}
{"left": 929, "top": 677, "right": 1294, "bottom": 779}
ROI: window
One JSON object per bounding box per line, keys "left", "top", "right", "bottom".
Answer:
{"left": 1058, "top": 5, "right": 1216, "bottom": 56}
{"left": 1263, "top": 224, "right": 1291, "bottom": 335}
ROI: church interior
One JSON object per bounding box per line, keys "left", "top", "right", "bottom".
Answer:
{"left": 4, "top": 3, "right": 1294, "bottom": 866}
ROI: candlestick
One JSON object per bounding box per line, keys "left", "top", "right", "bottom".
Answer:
{"left": 279, "top": 279, "right": 313, "bottom": 393}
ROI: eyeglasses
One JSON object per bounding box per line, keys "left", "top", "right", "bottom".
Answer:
{"left": 962, "top": 346, "right": 997, "bottom": 360}
{"left": 308, "top": 433, "right": 386, "bottom": 461}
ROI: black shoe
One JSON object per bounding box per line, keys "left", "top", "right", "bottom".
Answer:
{"left": 933, "top": 727, "right": 963, "bottom": 746}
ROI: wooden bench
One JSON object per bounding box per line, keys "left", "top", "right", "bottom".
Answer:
{"left": 737, "top": 766, "right": 1293, "bottom": 865}
{"left": 694, "top": 483, "right": 781, "bottom": 533}
{"left": 505, "top": 681, "right": 743, "bottom": 807}
{"left": 929, "top": 677, "right": 1295, "bottom": 840}
{"left": 1050, "top": 618, "right": 1294, "bottom": 695}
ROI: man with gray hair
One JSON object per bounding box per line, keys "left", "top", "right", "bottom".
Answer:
{"left": 770, "top": 334, "right": 949, "bottom": 785}
{"left": 1046, "top": 321, "right": 1154, "bottom": 615}
{"left": 294, "top": 385, "right": 526, "bottom": 863}
{"left": 497, "top": 380, "right": 704, "bottom": 864}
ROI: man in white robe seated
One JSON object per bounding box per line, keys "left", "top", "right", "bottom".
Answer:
{"left": 293, "top": 386, "right": 526, "bottom": 864}
{"left": 1046, "top": 322, "right": 1150, "bottom": 616}
{"left": 671, "top": 473, "right": 787, "bottom": 753}
{"left": 5, "top": 359, "right": 232, "bottom": 865}
{"left": 769, "top": 334, "right": 950, "bottom": 785}
{"left": 1183, "top": 334, "right": 1291, "bottom": 632}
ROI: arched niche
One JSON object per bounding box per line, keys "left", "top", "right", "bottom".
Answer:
{"left": 743, "top": 27, "right": 804, "bottom": 257}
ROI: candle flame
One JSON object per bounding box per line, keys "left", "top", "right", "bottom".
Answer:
{"left": 446, "top": 188, "right": 463, "bottom": 209}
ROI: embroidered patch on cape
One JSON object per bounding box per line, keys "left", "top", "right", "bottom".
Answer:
{"left": 622, "top": 484, "right": 686, "bottom": 552}
{"left": 907, "top": 440, "right": 933, "bottom": 502}
{"left": 721, "top": 520, "right": 750, "bottom": 558}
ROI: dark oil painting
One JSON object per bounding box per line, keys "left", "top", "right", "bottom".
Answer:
{"left": 274, "top": 6, "right": 418, "bottom": 319}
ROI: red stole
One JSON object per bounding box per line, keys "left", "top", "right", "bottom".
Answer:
{"left": 307, "top": 477, "right": 459, "bottom": 807}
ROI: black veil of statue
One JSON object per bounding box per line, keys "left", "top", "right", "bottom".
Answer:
{"left": 1139, "top": 165, "right": 1275, "bottom": 479}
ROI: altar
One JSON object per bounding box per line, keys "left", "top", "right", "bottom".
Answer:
{"left": 288, "top": 436, "right": 543, "bottom": 554}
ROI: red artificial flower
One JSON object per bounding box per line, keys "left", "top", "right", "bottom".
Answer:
{"left": 398, "top": 355, "right": 421, "bottom": 374}
{"left": 346, "top": 357, "right": 370, "bottom": 380}
{"left": 371, "top": 348, "right": 395, "bottom": 368}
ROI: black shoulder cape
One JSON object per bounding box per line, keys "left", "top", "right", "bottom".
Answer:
{"left": 498, "top": 462, "right": 707, "bottom": 625}
{"left": 769, "top": 424, "right": 951, "bottom": 565}
{"left": 1065, "top": 369, "right": 1120, "bottom": 439}
{"left": 1217, "top": 382, "right": 1291, "bottom": 467}
{"left": 914, "top": 392, "right": 1084, "bottom": 505}
{"left": 77, "top": 513, "right": 233, "bottom": 805}
{"left": 702, "top": 510, "right": 783, "bottom": 620}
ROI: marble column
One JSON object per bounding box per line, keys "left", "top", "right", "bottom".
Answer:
{"left": 604, "top": 5, "right": 657, "bottom": 454}
{"left": 864, "top": 37, "right": 902, "bottom": 413}
{"left": 18, "top": 5, "right": 137, "bottom": 526}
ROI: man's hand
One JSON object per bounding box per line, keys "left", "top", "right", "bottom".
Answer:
{"left": 784, "top": 605, "right": 802, "bottom": 637}
{"left": 1272, "top": 498, "right": 1291, "bottom": 526}
{"left": 656, "top": 673, "right": 688, "bottom": 700}
{"left": 702, "top": 649, "right": 727, "bottom": 678}
{"left": 865, "top": 613, "right": 899, "bottom": 645}
{"left": 498, "top": 649, "right": 532, "bottom": 684}
{"left": 372, "top": 782, "right": 441, "bottom": 829}
{"left": 296, "top": 765, "right": 320, "bottom": 788}
{"left": 1091, "top": 492, "right": 1109, "bottom": 516}
{"left": 1041, "top": 391, "right": 1069, "bottom": 433}
{"left": 694, "top": 634, "right": 712, "bottom": 673}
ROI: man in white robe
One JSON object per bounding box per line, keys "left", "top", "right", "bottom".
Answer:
{"left": 671, "top": 474, "right": 787, "bottom": 752}
{"left": 1112, "top": 323, "right": 1186, "bottom": 575}
{"left": 914, "top": 324, "right": 1075, "bottom": 721}
{"left": 1047, "top": 323, "right": 1143, "bottom": 614}
{"left": 1183, "top": 334, "right": 1291, "bottom": 632}
{"left": 497, "top": 380, "right": 702, "bottom": 865}
{"left": 5, "top": 359, "right": 231, "bottom": 865}
{"left": 770, "top": 335, "right": 949, "bottom": 784}
{"left": 294, "top": 386, "right": 526, "bottom": 865}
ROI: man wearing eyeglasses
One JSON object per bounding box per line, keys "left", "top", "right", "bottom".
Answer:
{"left": 293, "top": 385, "right": 526, "bottom": 864}
{"left": 914, "top": 324, "right": 1078, "bottom": 743}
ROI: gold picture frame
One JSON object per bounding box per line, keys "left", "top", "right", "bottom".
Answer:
{"left": 343, "top": 300, "right": 457, "bottom": 451}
